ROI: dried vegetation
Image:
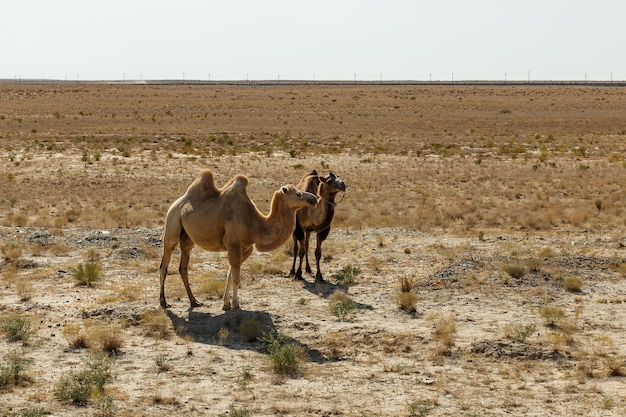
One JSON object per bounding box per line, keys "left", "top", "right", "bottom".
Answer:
{"left": 1, "top": 83, "right": 626, "bottom": 416}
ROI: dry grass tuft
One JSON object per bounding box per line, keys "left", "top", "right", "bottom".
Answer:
{"left": 196, "top": 277, "right": 226, "bottom": 299}
{"left": 396, "top": 276, "right": 418, "bottom": 313}
{"left": 87, "top": 325, "right": 124, "bottom": 354}
{"left": 139, "top": 309, "right": 171, "bottom": 340}
{"left": 239, "top": 319, "right": 262, "bottom": 343}
{"left": 62, "top": 324, "right": 89, "bottom": 349}
{"left": 430, "top": 314, "right": 457, "bottom": 358}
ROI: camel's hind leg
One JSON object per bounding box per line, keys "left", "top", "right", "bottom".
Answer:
{"left": 179, "top": 229, "right": 202, "bottom": 308}
{"left": 314, "top": 227, "right": 331, "bottom": 283}
{"left": 303, "top": 230, "right": 313, "bottom": 274}
{"left": 290, "top": 223, "right": 305, "bottom": 280}
{"left": 159, "top": 241, "right": 177, "bottom": 309}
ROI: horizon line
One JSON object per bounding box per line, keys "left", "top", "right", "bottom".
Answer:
{"left": 1, "top": 78, "right": 625, "bottom": 87}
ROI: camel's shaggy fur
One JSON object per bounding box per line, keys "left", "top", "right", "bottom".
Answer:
{"left": 290, "top": 170, "right": 346, "bottom": 282}
{"left": 159, "top": 169, "right": 318, "bottom": 310}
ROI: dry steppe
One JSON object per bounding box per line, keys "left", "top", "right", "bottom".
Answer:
{"left": 1, "top": 82, "right": 626, "bottom": 416}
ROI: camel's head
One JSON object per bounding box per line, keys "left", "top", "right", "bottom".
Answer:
{"left": 322, "top": 172, "right": 347, "bottom": 194}
{"left": 280, "top": 184, "right": 318, "bottom": 208}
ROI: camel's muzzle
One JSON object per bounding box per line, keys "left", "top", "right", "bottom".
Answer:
{"left": 303, "top": 191, "right": 318, "bottom": 207}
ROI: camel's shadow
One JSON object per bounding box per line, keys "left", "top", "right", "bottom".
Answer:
{"left": 299, "top": 278, "right": 374, "bottom": 310}
{"left": 165, "top": 308, "right": 274, "bottom": 348}
{"left": 300, "top": 278, "right": 347, "bottom": 298}
{"left": 164, "top": 308, "right": 325, "bottom": 362}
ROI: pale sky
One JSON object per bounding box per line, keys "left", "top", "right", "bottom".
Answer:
{"left": 2, "top": 0, "right": 624, "bottom": 81}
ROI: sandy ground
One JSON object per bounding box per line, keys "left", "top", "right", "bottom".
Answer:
{"left": 2, "top": 222, "right": 626, "bottom": 416}
{"left": 1, "top": 83, "right": 626, "bottom": 416}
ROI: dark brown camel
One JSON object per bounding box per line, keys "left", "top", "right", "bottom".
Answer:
{"left": 289, "top": 170, "right": 346, "bottom": 283}
{"left": 159, "top": 169, "right": 318, "bottom": 310}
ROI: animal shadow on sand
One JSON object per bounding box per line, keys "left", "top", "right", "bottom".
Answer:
{"left": 300, "top": 279, "right": 373, "bottom": 311}
{"left": 165, "top": 308, "right": 325, "bottom": 362}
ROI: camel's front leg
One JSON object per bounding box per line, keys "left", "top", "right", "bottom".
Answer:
{"left": 223, "top": 246, "right": 252, "bottom": 311}
{"left": 222, "top": 267, "right": 233, "bottom": 310}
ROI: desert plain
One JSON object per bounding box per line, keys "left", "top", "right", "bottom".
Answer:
{"left": 1, "top": 81, "right": 626, "bottom": 416}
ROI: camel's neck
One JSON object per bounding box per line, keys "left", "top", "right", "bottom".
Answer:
{"left": 254, "top": 192, "right": 296, "bottom": 252}
{"left": 311, "top": 183, "right": 336, "bottom": 229}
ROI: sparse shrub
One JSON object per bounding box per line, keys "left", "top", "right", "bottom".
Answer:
{"left": 14, "top": 279, "right": 34, "bottom": 302}
{"left": 72, "top": 262, "right": 102, "bottom": 286}
{"left": 87, "top": 325, "right": 123, "bottom": 354}
{"left": 218, "top": 405, "right": 252, "bottom": 417}
{"left": 94, "top": 395, "right": 116, "bottom": 417}
{"left": 397, "top": 292, "right": 418, "bottom": 313}
{"left": 525, "top": 258, "right": 542, "bottom": 273}
{"left": 259, "top": 330, "right": 306, "bottom": 376}
{"left": 1, "top": 242, "right": 21, "bottom": 263}
{"left": 56, "top": 354, "right": 112, "bottom": 405}
{"left": 268, "top": 341, "right": 306, "bottom": 376}
{"left": 408, "top": 400, "right": 433, "bottom": 417}
{"left": 0, "top": 313, "right": 32, "bottom": 344}
{"left": 155, "top": 354, "right": 171, "bottom": 374}
{"left": 397, "top": 277, "right": 418, "bottom": 313}
{"left": 65, "top": 208, "right": 80, "bottom": 223}
{"left": 0, "top": 349, "right": 33, "bottom": 389}
{"left": 20, "top": 407, "right": 50, "bottom": 417}
{"left": 332, "top": 264, "right": 361, "bottom": 286}
{"left": 328, "top": 290, "right": 357, "bottom": 320}
{"left": 139, "top": 309, "right": 170, "bottom": 340}
{"left": 538, "top": 305, "right": 565, "bottom": 327}
{"left": 197, "top": 278, "right": 225, "bottom": 299}
{"left": 431, "top": 314, "right": 457, "bottom": 356}
{"left": 237, "top": 367, "right": 254, "bottom": 390}
{"left": 62, "top": 323, "right": 88, "bottom": 349}
{"left": 503, "top": 263, "right": 526, "bottom": 279}
{"left": 563, "top": 276, "right": 584, "bottom": 292}
{"left": 239, "top": 318, "right": 261, "bottom": 342}
{"left": 504, "top": 322, "right": 536, "bottom": 343}
{"left": 84, "top": 248, "right": 100, "bottom": 262}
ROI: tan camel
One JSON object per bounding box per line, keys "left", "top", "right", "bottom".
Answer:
{"left": 290, "top": 170, "right": 346, "bottom": 282}
{"left": 159, "top": 169, "right": 318, "bottom": 310}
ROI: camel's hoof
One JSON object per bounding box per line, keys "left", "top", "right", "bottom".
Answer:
{"left": 190, "top": 299, "right": 203, "bottom": 308}
{"left": 293, "top": 275, "right": 305, "bottom": 282}
{"left": 315, "top": 277, "right": 326, "bottom": 285}
{"left": 160, "top": 300, "right": 171, "bottom": 309}
{"left": 222, "top": 304, "right": 231, "bottom": 311}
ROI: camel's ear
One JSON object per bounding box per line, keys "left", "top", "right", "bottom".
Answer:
{"left": 280, "top": 186, "right": 289, "bottom": 194}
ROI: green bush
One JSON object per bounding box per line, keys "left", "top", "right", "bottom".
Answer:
{"left": 0, "top": 313, "right": 32, "bottom": 344}
{"left": 505, "top": 322, "right": 537, "bottom": 343}
{"left": 0, "top": 349, "right": 33, "bottom": 389}
{"left": 56, "top": 354, "right": 112, "bottom": 405}
{"left": 332, "top": 264, "right": 361, "bottom": 286}
{"left": 72, "top": 262, "right": 102, "bottom": 286}
{"left": 328, "top": 291, "right": 357, "bottom": 320}
{"left": 259, "top": 330, "right": 306, "bottom": 376}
